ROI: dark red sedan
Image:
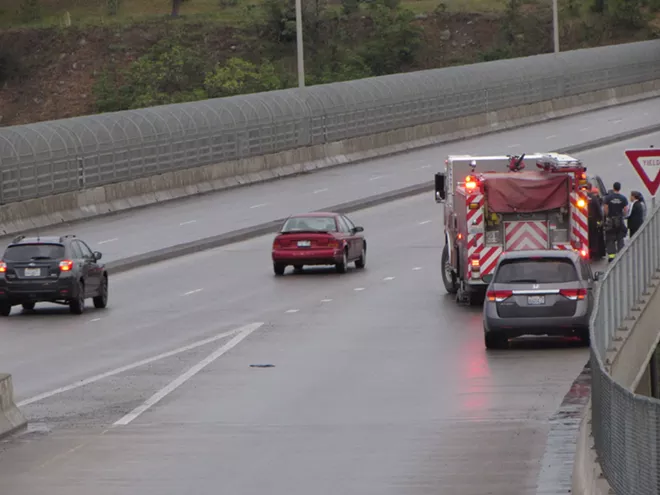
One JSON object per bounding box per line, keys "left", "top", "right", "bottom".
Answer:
{"left": 271, "top": 212, "right": 367, "bottom": 275}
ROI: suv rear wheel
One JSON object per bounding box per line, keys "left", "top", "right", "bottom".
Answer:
{"left": 0, "top": 303, "right": 10, "bottom": 317}
{"left": 93, "top": 275, "right": 108, "bottom": 309}
{"left": 69, "top": 282, "right": 85, "bottom": 315}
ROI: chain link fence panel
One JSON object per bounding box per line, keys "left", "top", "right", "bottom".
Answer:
{"left": 590, "top": 197, "right": 660, "bottom": 494}
{"left": 2, "top": 40, "right": 660, "bottom": 204}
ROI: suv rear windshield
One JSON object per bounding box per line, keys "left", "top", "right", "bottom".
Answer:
{"left": 3, "top": 243, "right": 65, "bottom": 262}
{"left": 494, "top": 258, "right": 578, "bottom": 284}
{"left": 282, "top": 216, "right": 337, "bottom": 232}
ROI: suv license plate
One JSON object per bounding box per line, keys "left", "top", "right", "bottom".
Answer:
{"left": 24, "top": 268, "right": 41, "bottom": 277}
{"left": 527, "top": 295, "right": 545, "bottom": 305}
{"left": 297, "top": 241, "right": 311, "bottom": 247}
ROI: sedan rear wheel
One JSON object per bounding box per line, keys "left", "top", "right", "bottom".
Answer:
{"left": 336, "top": 249, "right": 348, "bottom": 274}
{"left": 355, "top": 245, "right": 366, "bottom": 269}
{"left": 273, "top": 262, "right": 286, "bottom": 276}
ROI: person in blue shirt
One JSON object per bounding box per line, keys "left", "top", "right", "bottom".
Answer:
{"left": 602, "top": 182, "right": 628, "bottom": 262}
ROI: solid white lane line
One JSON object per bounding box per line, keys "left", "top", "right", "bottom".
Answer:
{"left": 418, "top": 220, "right": 431, "bottom": 225}
{"left": 182, "top": 289, "right": 203, "bottom": 296}
{"left": 17, "top": 326, "right": 248, "bottom": 407}
{"left": 250, "top": 203, "right": 268, "bottom": 209}
{"left": 313, "top": 188, "right": 328, "bottom": 194}
{"left": 114, "top": 322, "right": 264, "bottom": 426}
{"left": 383, "top": 276, "right": 395, "bottom": 281}
{"left": 179, "top": 220, "right": 197, "bottom": 226}
{"left": 98, "top": 238, "right": 118, "bottom": 245}
{"left": 413, "top": 267, "right": 422, "bottom": 271}
{"left": 285, "top": 309, "right": 299, "bottom": 313}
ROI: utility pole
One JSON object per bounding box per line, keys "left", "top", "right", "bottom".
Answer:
{"left": 552, "top": 0, "right": 559, "bottom": 53}
{"left": 295, "top": 0, "right": 305, "bottom": 87}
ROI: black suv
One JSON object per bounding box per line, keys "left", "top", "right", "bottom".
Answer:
{"left": 0, "top": 235, "right": 108, "bottom": 316}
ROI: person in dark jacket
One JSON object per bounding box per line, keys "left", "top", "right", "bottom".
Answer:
{"left": 586, "top": 183, "right": 605, "bottom": 259}
{"left": 603, "top": 182, "right": 628, "bottom": 262}
{"left": 627, "top": 190, "right": 646, "bottom": 238}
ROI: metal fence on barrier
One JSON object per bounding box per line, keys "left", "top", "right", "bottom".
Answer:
{"left": 1, "top": 40, "right": 660, "bottom": 205}
{"left": 590, "top": 200, "right": 660, "bottom": 494}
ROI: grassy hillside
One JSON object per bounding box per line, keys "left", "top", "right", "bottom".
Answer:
{"left": 0, "top": 0, "right": 656, "bottom": 126}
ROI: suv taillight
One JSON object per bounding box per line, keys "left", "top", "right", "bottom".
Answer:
{"left": 487, "top": 289, "right": 512, "bottom": 302}
{"left": 0, "top": 261, "right": 6, "bottom": 273}
{"left": 59, "top": 260, "right": 73, "bottom": 272}
{"left": 559, "top": 288, "right": 586, "bottom": 301}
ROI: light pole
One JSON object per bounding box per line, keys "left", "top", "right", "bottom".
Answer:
{"left": 552, "top": 0, "right": 559, "bottom": 53}
{"left": 295, "top": 0, "right": 305, "bottom": 87}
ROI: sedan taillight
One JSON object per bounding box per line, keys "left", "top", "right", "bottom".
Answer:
{"left": 328, "top": 239, "right": 340, "bottom": 248}
{"left": 487, "top": 289, "right": 513, "bottom": 302}
{"left": 559, "top": 288, "right": 587, "bottom": 300}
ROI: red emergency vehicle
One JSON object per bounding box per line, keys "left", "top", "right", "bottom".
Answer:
{"left": 434, "top": 153, "right": 590, "bottom": 305}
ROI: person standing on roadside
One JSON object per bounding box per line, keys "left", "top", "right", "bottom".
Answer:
{"left": 603, "top": 182, "right": 628, "bottom": 262}
{"left": 626, "top": 190, "right": 645, "bottom": 238}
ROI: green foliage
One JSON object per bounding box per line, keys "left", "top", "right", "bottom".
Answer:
{"left": 605, "top": 0, "right": 646, "bottom": 28}
{"left": 19, "top": 0, "right": 41, "bottom": 23}
{"left": 359, "top": 0, "right": 423, "bottom": 75}
{"left": 107, "top": 0, "right": 121, "bottom": 16}
{"left": 204, "top": 58, "right": 282, "bottom": 97}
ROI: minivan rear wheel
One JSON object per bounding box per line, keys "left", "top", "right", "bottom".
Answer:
{"left": 485, "top": 331, "right": 509, "bottom": 350}
{"left": 0, "top": 303, "right": 10, "bottom": 317}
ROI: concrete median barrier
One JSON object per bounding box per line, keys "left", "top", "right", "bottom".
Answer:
{"left": 2, "top": 79, "right": 660, "bottom": 237}
{"left": 0, "top": 374, "right": 27, "bottom": 440}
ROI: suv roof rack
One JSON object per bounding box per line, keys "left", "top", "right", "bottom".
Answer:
{"left": 59, "top": 235, "right": 76, "bottom": 241}
{"left": 11, "top": 235, "right": 26, "bottom": 243}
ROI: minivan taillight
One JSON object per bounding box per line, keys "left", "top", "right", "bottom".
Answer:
{"left": 0, "top": 261, "right": 6, "bottom": 273}
{"left": 59, "top": 260, "right": 74, "bottom": 272}
{"left": 559, "top": 288, "right": 586, "bottom": 300}
{"left": 487, "top": 290, "right": 513, "bottom": 302}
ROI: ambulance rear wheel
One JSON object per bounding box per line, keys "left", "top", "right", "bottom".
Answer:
{"left": 441, "top": 245, "right": 459, "bottom": 294}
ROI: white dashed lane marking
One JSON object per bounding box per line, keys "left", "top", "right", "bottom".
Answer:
{"left": 179, "top": 220, "right": 197, "bottom": 226}
{"left": 182, "top": 289, "right": 204, "bottom": 296}
{"left": 313, "top": 188, "right": 328, "bottom": 194}
{"left": 546, "top": 135, "right": 557, "bottom": 140}
{"left": 250, "top": 203, "right": 268, "bottom": 209}
{"left": 98, "top": 238, "right": 118, "bottom": 245}
{"left": 321, "top": 299, "right": 333, "bottom": 303}
{"left": 90, "top": 318, "right": 101, "bottom": 322}
{"left": 383, "top": 277, "right": 395, "bottom": 281}
{"left": 353, "top": 287, "right": 365, "bottom": 291}
{"left": 285, "top": 309, "right": 300, "bottom": 313}
{"left": 418, "top": 220, "right": 431, "bottom": 225}
{"left": 579, "top": 127, "right": 590, "bottom": 131}
{"left": 507, "top": 144, "right": 520, "bottom": 148}
{"left": 412, "top": 267, "right": 422, "bottom": 271}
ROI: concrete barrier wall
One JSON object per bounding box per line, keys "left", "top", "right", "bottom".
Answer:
{"left": 2, "top": 78, "right": 660, "bottom": 236}
{"left": 0, "top": 374, "right": 27, "bottom": 440}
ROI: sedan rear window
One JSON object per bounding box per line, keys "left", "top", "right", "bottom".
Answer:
{"left": 494, "top": 258, "right": 578, "bottom": 284}
{"left": 282, "top": 216, "right": 337, "bottom": 232}
{"left": 3, "top": 244, "right": 65, "bottom": 261}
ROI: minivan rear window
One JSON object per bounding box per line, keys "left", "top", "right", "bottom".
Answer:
{"left": 494, "top": 258, "right": 578, "bottom": 284}
{"left": 3, "top": 244, "right": 65, "bottom": 262}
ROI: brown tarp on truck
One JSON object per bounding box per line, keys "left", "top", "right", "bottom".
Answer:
{"left": 481, "top": 171, "right": 570, "bottom": 213}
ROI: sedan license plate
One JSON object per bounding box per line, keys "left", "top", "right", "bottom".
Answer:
{"left": 527, "top": 295, "right": 545, "bottom": 305}
{"left": 24, "top": 268, "right": 41, "bottom": 277}
{"left": 297, "top": 240, "right": 311, "bottom": 248}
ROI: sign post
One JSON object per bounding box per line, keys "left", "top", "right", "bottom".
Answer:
{"left": 624, "top": 148, "right": 660, "bottom": 211}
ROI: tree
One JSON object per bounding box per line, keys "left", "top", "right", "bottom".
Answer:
{"left": 204, "top": 58, "right": 282, "bottom": 98}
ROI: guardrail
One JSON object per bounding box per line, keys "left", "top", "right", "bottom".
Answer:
{"left": 1, "top": 40, "right": 660, "bottom": 205}
{"left": 590, "top": 203, "right": 660, "bottom": 494}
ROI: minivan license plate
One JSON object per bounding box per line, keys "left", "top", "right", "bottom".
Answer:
{"left": 297, "top": 240, "right": 311, "bottom": 247}
{"left": 527, "top": 295, "right": 545, "bottom": 305}
{"left": 24, "top": 268, "right": 41, "bottom": 277}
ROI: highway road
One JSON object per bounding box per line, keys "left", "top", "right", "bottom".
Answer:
{"left": 0, "top": 193, "right": 589, "bottom": 495}
{"left": 1, "top": 97, "right": 659, "bottom": 265}
{"left": 0, "top": 110, "right": 656, "bottom": 494}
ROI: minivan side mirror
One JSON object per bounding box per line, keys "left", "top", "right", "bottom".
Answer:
{"left": 93, "top": 251, "right": 103, "bottom": 261}
{"left": 594, "top": 271, "right": 603, "bottom": 281}
{"left": 435, "top": 172, "right": 446, "bottom": 203}
{"left": 353, "top": 226, "right": 364, "bottom": 233}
